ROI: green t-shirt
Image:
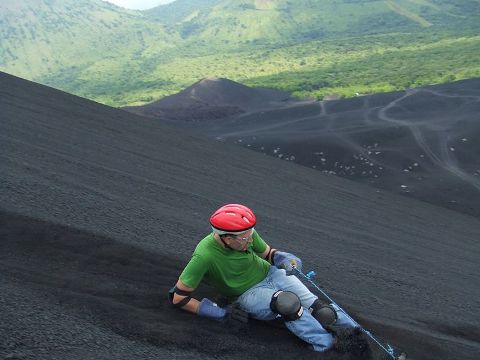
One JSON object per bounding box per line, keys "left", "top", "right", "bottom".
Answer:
{"left": 179, "top": 230, "right": 271, "bottom": 298}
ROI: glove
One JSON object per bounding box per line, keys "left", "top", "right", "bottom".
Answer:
{"left": 273, "top": 251, "right": 302, "bottom": 272}
{"left": 197, "top": 298, "right": 248, "bottom": 323}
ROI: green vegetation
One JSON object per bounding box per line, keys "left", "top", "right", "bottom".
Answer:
{"left": 1, "top": 0, "right": 479, "bottom": 106}
{"left": 245, "top": 33, "right": 480, "bottom": 100}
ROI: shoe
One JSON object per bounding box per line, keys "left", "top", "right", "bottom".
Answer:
{"left": 333, "top": 327, "right": 371, "bottom": 359}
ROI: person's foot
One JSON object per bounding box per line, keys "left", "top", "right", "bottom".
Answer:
{"left": 333, "top": 327, "right": 371, "bottom": 359}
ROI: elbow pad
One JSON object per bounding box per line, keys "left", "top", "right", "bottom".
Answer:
{"left": 168, "top": 286, "right": 193, "bottom": 308}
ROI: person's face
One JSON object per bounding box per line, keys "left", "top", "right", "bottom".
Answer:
{"left": 225, "top": 228, "right": 254, "bottom": 251}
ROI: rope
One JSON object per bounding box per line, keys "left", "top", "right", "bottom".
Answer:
{"left": 293, "top": 267, "right": 397, "bottom": 359}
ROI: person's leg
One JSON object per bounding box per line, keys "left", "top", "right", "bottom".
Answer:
{"left": 330, "top": 303, "right": 357, "bottom": 328}
{"left": 236, "top": 269, "right": 334, "bottom": 352}
{"left": 284, "top": 310, "right": 335, "bottom": 352}
{"left": 269, "top": 266, "right": 317, "bottom": 308}
{"left": 270, "top": 267, "right": 357, "bottom": 329}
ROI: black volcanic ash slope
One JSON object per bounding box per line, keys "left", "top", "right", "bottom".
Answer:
{"left": 124, "top": 77, "right": 292, "bottom": 121}
{"left": 1, "top": 72, "right": 480, "bottom": 360}
{"left": 130, "top": 78, "right": 480, "bottom": 218}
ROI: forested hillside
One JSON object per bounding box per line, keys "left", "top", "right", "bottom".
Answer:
{"left": 1, "top": 0, "right": 479, "bottom": 106}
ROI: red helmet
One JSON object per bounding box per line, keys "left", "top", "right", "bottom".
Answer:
{"left": 210, "top": 204, "right": 256, "bottom": 234}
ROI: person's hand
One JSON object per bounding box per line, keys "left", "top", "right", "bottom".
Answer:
{"left": 197, "top": 298, "right": 248, "bottom": 323}
{"left": 273, "top": 251, "right": 302, "bottom": 272}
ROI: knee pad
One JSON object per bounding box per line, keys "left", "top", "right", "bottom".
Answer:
{"left": 310, "top": 299, "right": 338, "bottom": 329}
{"left": 270, "top": 291, "right": 303, "bottom": 321}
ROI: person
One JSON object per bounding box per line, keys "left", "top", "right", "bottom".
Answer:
{"left": 169, "top": 203, "right": 362, "bottom": 353}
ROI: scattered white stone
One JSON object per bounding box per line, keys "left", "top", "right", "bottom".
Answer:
{"left": 413, "top": 163, "right": 419, "bottom": 167}
{"left": 379, "top": 166, "right": 383, "bottom": 170}
{"left": 289, "top": 155, "right": 296, "bottom": 161}
{"left": 420, "top": 154, "right": 425, "bottom": 158}
{"left": 320, "top": 158, "right": 327, "bottom": 163}
{"left": 278, "top": 154, "right": 283, "bottom": 158}
{"left": 450, "top": 147, "right": 455, "bottom": 152}
{"left": 375, "top": 151, "right": 381, "bottom": 155}
{"left": 238, "top": 139, "right": 243, "bottom": 143}
{"left": 369, "top": 163, "right": 374, "bottom": 166}
{"left": 462, "top": 138, "right": 468, "bottom": 142}
{"left": 403, "top": 169, "right": 410, "bottom": 173}
{"left": 400, "top": 185, "right": 408, "bottom": 189}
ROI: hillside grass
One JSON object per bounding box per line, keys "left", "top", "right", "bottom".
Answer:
{"left": 7, "top": 0, "right": 476, "bottom": 107}
{"left": 46, "top": 30, "right": 479, "bottom": 107}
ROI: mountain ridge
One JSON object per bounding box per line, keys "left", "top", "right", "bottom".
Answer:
{"left": 1, "top": 0, "right": 479, "bottom": 106}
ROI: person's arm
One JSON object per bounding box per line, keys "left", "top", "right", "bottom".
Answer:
{"left": 259, "top": 244, "right": 277, "bottom": 264}
{"left": 170, "top": 254, "right": 245, "bottom": 321}
{"left": 171, "top": 280, "right": 201, "bottom": 314}
{"left": 170, "top": 279, "right": 248, "bottom": 322}
{"left": 260, "top": 244, "right": 303, "bottom": 271}
{"left": 254, "top": 231, "right": 300, "bottom": 270}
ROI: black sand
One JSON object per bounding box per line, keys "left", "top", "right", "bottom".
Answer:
{"left": 1, "top": 72, "right": 480, "bottom": 360}
{"left": 127, "top": 78, "right": 480, "bottom": 219}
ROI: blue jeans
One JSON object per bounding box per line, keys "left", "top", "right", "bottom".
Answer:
{"left": 236, "top": 266, "right": 356, "bottom": 352}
